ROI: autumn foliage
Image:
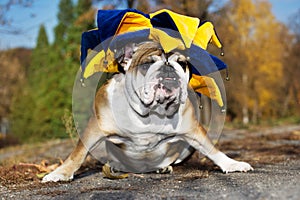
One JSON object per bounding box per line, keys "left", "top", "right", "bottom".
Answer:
{"left": 1, "top": 0, "right": 299, "bottom": 142}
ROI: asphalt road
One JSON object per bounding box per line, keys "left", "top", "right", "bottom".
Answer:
{"left": 1, "top": 160, "right": 299, "bottom": 200}
{"left": 1, "top": 125, "right": 300, "bottom": 199}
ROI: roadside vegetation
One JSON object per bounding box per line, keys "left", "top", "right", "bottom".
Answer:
{"left": 0, "top": 0, "right": 299, "bottom": 145}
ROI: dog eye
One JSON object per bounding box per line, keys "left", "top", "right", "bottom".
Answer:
{"left": 139, "top": 63, "right": 151, "bottom": 75}
{"left": 140, "top": 63, "right": 151, "bottom": 70}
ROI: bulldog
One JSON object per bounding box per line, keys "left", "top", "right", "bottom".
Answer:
{"left": 42, "top": 41, "right": 253, "bottom": 182}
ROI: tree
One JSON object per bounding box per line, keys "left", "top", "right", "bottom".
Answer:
{"left": 67, "top": 0, "right": 95, "bottom": 61}
{"left": 31, "top": 25, "right": 49, "bottom": 71}
{"left": 76, "top": 0, "right": 93, "bottom": 16}
{"left": 9, "top": 0, "right": 96, "bottom": 142}
{"left": 4, "top": 28, "right": 49, "bottom": 142}
{"left": 54, "top": 0, "right": 74, "bottom": 46}
{"left": 136, "top": 0, "right": 150, "bottom": 13}
{"left": 10, "top": 23, "right": 58, "bottom": 141}
{"left": 289, "top": 8, "right": 300, "bottom": 41}
{"left": 0, "top": 48, "right": 31, "bottom": 120}
{"left": 36, "top": 25, "right": 49, "bottom": 48}
{"left": 153, "top": 0, "right": 214, "bottom": 20}
{"left": 216, "top": 0, "right": 285, "bottom": 124}
{"left": 282, "top": 9, "right": 300, "bottom": 116}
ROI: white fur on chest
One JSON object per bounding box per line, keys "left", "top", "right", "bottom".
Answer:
{"left": 104, "top": 75, "right": 187, "bottom": 135}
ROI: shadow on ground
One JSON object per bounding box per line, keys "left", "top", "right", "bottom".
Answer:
{"left": 0, "top": 125, "right": 299, "bottom": 199}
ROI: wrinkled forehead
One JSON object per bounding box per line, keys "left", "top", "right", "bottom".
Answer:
{"left": 128, "top": 41, "right": 187, "bottom": 70}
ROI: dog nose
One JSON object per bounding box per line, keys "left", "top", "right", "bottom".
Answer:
{"left": 161, "top": 65, "right": 175, "bottom": 73}
{"left": 159, "top": 65, "right": 177, "bottom": 79}
{"left": 157, "top": 65, "right": 180, "bottom": 90}
{"left": 159, "top": 64, "right": 179, "bottom": 78}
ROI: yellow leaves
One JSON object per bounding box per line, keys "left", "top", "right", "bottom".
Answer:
{"left": 218, "top": 0, "right": 288, "bottom": 121}
{"left": 102, "top": 163, "right": 128, "bottom": 179}
{"left": 18, "top": 159, "right": 63, "bottom": 179}
{"left": 258, "top": 89, "right": 272, "bottom": 108}
{"left": 230, "top": 0, "right": 256, "bottom": 36}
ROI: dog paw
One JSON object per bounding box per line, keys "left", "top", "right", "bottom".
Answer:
{"left": 156, "top": 166, "right": 173, "bottom": 174}
{"left": 221, "top": 160, "right": 254, "bottom": 173}
{"left": 42, "top": 170, "right": 73, "bottom": 183}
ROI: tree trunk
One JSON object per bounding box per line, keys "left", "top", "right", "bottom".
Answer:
{"left": 282, "top": 86, "right": 292, "bottom": 116}
{"left": 242, "top": 73, "right": 249, "bottom": 125}
{"left": 252, "top": 97, "right": 258, "bottom": 124}
{"left": 127, "top": 0, "right": 134, "bottom": 8}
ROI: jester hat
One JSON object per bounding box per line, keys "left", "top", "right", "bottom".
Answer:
{"left": 80, "top": 9, "right": 227, "bottom": 107}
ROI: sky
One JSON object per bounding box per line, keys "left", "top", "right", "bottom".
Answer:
{"left": 0, "top": 0, "right": 299, "bottom": 50}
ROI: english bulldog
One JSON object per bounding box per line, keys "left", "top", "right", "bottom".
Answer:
{"left": 42, "top": 41, "right": 253, "bottom": 182}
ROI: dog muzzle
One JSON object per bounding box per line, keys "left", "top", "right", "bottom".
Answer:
{"left": 140, "top": 56, "right": 188, "bottom": 107}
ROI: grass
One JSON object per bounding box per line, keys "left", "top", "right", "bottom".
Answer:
{"left": 61, "top": 108, "right": 78, "bottom": 146}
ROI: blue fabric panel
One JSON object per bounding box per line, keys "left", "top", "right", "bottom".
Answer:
{"left": 80, "top": 29, "right": 102, "bottom": 71}
{"left": 150, "top": 12, "right": 179, "bottom": 32}
{"left": 80, "top": 9, "right": 227, "bottom": 77}
{"left": 97, "top": 9, "right": 149, "bottom": 43}
{"left": 188, "top": 44, "right": 225, "bottom": 75}
{"left": 209, "top": 54, "right": 227, "bottom": 71}
{"left": 150, "top": 12, "right": 184, "bottom": 44}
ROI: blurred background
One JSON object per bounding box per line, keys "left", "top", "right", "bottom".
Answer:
{"left": 0, "top": 0, "right": 299, "bottom": 146}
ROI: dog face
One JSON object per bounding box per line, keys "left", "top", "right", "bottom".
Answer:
{"left": 122, "top": 42, "right": 190, "bottom": 116}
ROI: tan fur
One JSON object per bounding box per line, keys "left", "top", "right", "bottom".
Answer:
{"left": 130, "top": 42, "right": 162, "bottom": 68}
{"left": 42, "top": 45, "right": 253, "bottom": 183}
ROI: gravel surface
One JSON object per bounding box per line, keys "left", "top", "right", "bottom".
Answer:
{"left": 1, "top": 125, "right": 299, "bottom": 200}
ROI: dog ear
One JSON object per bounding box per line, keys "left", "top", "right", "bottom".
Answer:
{"left": 115, "top": 43, "right": 136, "bottom": 71}
{"left": 124, "top": 44, "right": 135, "bottom": 60}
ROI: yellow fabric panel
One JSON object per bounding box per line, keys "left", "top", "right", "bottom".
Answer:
{"left": 150, "top": 9, "right": 199, "bottom": 48}
{"left": 189, "top": 74, "right": 224, "bottom": 107}
{"left": 83, "top": 49, "right": 118, "bottom": 78}
{"left": 149, "top": 28, "right": 185, "bottom": 53}
{"left": 193, "top": 22, "right": 222, "bottom": 50}
{"left": 116, "top": 12, "right": 152, "bottom": 36}
{"left": 84, "top": 13, "right": 152, "bottom": 78}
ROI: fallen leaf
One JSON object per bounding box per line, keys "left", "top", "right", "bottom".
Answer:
{"left": 36, "top": 172, "right": 49, "bottom": 179}
{"left": 18, "top": 159, "right": 63, "bottom": 174}
{"left": 102, "top": 163, "right": 128, "bottom": 179}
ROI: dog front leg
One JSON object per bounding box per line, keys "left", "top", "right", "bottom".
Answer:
{"left": 42, "top": 116, "right": 105, "bottom": 182}
{"left": 185, "top": 125, "right": 253, "bottom": 173}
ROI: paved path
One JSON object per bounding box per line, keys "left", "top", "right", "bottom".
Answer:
{"left": 1, "top": 125, "right": 299, "bottom": 199}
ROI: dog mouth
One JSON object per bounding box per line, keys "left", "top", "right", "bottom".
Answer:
{"left": 153, "top": 66, "right": 180, "bottom": 104}
{"left": 141, "top": 63, "right": 185, "bottom": 106}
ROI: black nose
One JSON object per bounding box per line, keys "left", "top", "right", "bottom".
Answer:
{"left": 159, "top": 65, "right": 177, "bottom": 79}
{"left": 157, "top": 65, "right": 180, "bottom": 91}
{"left": 161, "top": 64, "right": 174, "bottom": 73}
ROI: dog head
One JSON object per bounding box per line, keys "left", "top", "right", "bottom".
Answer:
{"left": 119, "top": 41, "right": 190, "bottom": 116}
